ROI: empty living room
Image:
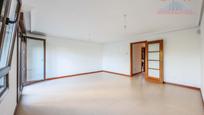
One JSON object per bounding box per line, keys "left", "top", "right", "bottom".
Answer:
{"left": 0, "top": 0, "right": 204, "bottom": 115}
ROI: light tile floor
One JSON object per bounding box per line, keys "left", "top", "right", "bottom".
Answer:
{"left": 16, "top": 72, "right": 204, "bottom": 115}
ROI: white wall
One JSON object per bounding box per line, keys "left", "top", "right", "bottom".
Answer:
{"left": 0, "top": 30, "right": 104, "bottom": 115}
{"left": 45, "top": 37, "right": 103, "bottom": 78}
{"left": 0, "top": 29, "right": 201, "bottom": 114}
{"left": 200, "top": 12, "right": 204, "bottom": 101}
{"left": 0, "top": 29, "right": 201, "bottom": 115}
{"left": 0, "top": 41, "right": 17, "bottom": 115}
{"left": 103, "top": 41, "right": 130, "bottom": 75}
{"left": 103, "top": 28, "right": 201, "bottom": 88}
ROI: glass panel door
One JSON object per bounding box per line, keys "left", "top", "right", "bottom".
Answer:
{"left": 145, "top": 40, "right": 163, "bottom": 83}
{"left": 26, "top": 38, "right": 45, "bottom": 82}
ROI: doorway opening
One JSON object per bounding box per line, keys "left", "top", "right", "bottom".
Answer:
{"left": 130, "top": 41, "right": 147, "bottom": 77}
{"left": 130, "top": 40, "right": 164, "bottom": 83}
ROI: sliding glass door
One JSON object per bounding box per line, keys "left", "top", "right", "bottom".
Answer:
{"left": 26, "top": 38, "right": 45, "bottom": 83}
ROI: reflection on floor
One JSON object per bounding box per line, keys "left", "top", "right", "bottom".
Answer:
{"left": 16, "top": 72, "right": 204, "bottom": 115}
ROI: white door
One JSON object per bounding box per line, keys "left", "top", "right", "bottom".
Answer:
{"left": 27, "top": 38, "right": 44, "bottom": 82}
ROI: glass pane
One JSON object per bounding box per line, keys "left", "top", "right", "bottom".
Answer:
{"left": 0, "top": 24, "right": 15, "bottom": 68}
{"left": 148, "top": 69, "right": 160, "bottom": 78}
{"left": 0, "top": 0, "right": 7, "bottom": 31}
{"left": 148, "top": 61, "right": 160, "bottom": 69}
{"left": 0, "top": 77, "right": 6, "bottom": 93}
{"left": 0, "top": 0, "right": 18, "bottom": 68}
{"left": 27, "top": 39, "right": 44, "bottom": 81}
{"left": 148, "top": 43, "right": 160, "bottom": 51}
{"left": 148, "top": 52, "right": 160, "bottom": 60}
{"left": 9, "top": 0, "right": 18, "bottom": 20}
{"left": 0, "top": 0, "right": 4, "bottom": 15}
{"left": 0, "top": 0, "right": 7, "bottom": 16}
{"left": 0, "top": 77, "right": 4, "bottom": 86}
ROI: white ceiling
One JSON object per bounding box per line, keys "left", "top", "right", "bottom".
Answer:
{"left": 22, "top": 0, "right": 203, "bottom": 43}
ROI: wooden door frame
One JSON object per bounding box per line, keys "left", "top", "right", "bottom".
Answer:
{"left": 130, "top": 40, "right": 164, "bottom": 84}
{"left": 130, "top": 41, "right": 147, "bottom": 77}
{"left": 145, "top": 40, "right": 164, "bottom": 83}
{"left": 141, "top": 47, "right": 146, "bottom": 72}
{"left": 16, "top": 12, "right": 26, "bottom": 103}
{"left": 24, "top": 36, "right": 46, "bottom": 85}
{"left": 17, "top": 32, "right": 26, "bottom": 103}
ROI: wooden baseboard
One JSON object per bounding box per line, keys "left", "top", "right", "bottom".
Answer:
{"left": 132, "top": 72, "right": 143, "bottom": 76}
{"left": 163, "top": 82, "right": 204, "bottom": 106}
{"left": 15, "top": 71, "right": 204, "bottom": 112}
{"left": 200, "top": 90, "right": 204, "bottom": 106}
{"left": 23, "top": 80, "right": 45, "bottom": 86}
{"left": 164, "top": 82, "right": 200, "bottom": 90}
{"left": 24, "top": 70, "right": 130, "bottom": 85}
{"left": 23, "top": 71, "right": 201, "bottom": 92}
{"left": 14, "top": 89, "right": 23, "bottom": 115}
{"left": 102, "top": 71, "right": 130, "bottom": 77}
{"left": 46, "top": 71, "right": 103, "bottom": 81}
{"left": 14, "top": 106, "right": 17, "bottom": 115}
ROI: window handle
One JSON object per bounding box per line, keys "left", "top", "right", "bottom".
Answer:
{"left": 6, "top": 0, "right": 21, "bottom": 24}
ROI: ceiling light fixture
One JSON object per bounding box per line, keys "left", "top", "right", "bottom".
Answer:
{"left": 123, "top": 14, "right": 127, "bottom": 32}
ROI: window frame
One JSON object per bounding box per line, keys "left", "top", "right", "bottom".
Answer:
{"left": 0, "top": 0, "right": 22, "bottom": 98}
{"left": 0, "top": 0, "right": 12, "bottom": 49}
